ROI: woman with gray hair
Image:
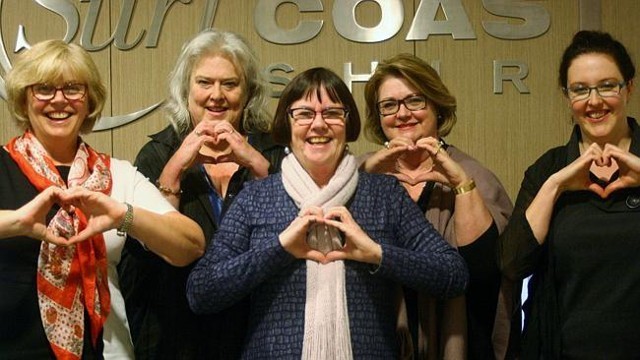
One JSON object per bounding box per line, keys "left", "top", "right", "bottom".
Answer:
{"left": 119, "top": 29, "right": 285, "bottom": 359}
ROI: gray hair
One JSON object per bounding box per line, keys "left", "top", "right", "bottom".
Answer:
{"left": 164, "top": 28, "right": 271, "bottom": 137}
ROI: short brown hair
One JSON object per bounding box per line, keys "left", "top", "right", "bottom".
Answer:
{"left": 5, "top": 39, "right": 106, "bottom": 133}
{"left": 272, "top": 67, "right": 360, "bottom": 145}
{"left": 363, "top": 53, "right": 457, "bottom": 144}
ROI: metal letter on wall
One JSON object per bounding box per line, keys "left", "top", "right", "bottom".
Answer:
{"left": 267, "top": 63, "right": 294, "bottom": 98}
{"left": 333, "top": 0, "right": 403, "bottom": 43}
{"left": 407, "top": 0, "right": 476, "bottom": 40}
{"left": 493, "top": 60, "right": 530, "bottom": 94}
{"left": 343, "top": 62, "right": 379, "bottom": 92}
{"left": 254, "top": 0, "right": 323, "bottom": 44}
{"left": 482, "top": 0, "right": 550, "bottom": 40}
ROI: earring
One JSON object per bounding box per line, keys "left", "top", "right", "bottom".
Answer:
{"left": 344, "top": 144, "right": 350, "bottom": 153}
{"left": 284, "top": 146, "right": 291, "bottom": 154}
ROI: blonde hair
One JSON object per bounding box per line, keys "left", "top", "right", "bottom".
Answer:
{"left": 5, "top": 39, "right": 106, "bottom": 133}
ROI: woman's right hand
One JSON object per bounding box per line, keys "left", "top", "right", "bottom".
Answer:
{"left": 278, "top": 207, "right": 326, "bottom": 263}
{"left": 360, "top": 137, "right": 413, "bottom": 174}
{"left": 170, "top": 121, "right": 224, "bottom": 171}
{"left": 552, "top": 142, "right": 608, "bottom": 197}
{"left": 0, "top": 186, "right": 72, "bottom": 245}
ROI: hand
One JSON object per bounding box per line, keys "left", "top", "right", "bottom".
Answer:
{"left": 12, "top": 186, "right": 73, "bottom": 245}
{"left": 409, "top": 137, "right": 471, "bottom": 187}
{"left": 373, "top": 136, "right": 471, "bottom": 188}
{"left": 361, "top": 137, "right": 413, "bottom": 174}
{"left": 278, "top": 207, "right": 326, "bottom": 263}
{"left": 601, "top": 143, "right": 640, "bottom": 197}
{"left": 208, "top": 121, "right": 270, "bottom": 176}
{"left": 60, "top": 187, "right": 129, "bottom": 243}
{"left": 322, "top": 206, "right": 382, "bottom": 265}
{"left": 551, "top": 142, "right": 607, "bottom": 197}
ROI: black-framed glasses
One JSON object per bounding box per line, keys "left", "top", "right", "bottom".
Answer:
{"left": 288, "top": 107, "right": 348, "bottom": 125}
{"left": 563, "top": 81, "right": 627, "bottom": 102}
{"left": 377, "top": 94, "right": 427, "bottom": 116}
{"left": 30, "top": 83, "right": 87, "bottom": 101}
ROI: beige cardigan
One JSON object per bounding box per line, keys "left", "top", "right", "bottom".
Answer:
{"left": 360, "top": 145, "right": 514, "bottom": 359}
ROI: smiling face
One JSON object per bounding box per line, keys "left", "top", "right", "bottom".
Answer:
{"left": 567, "top": 53, "right": 633, "bottom": 144}
{"left": 377, "top": 76, "right": 439, "bottom": 143}
{"left": 289, "top": 86, "right": 347, "bottom": 185}
{"left": 188, "top": 54, "right": 245, "bottom": 129}
{"left": 26, "top": 74, "right": 89, "bottom": 153}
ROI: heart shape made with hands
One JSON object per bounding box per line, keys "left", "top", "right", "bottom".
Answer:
{"left": 393, "top": 146, "right": 436, "bottom": 186}
{"left": 590, "top": 159, "right": 618, "bottom": 183}
{"left": 199, "top": 137, "right": 232, "bottom": 162}
{"left": 304, "top": 210, "right": 345, "bottom": 254}
{"left": 588, "top": 158, "right": 620, "bottom": 197}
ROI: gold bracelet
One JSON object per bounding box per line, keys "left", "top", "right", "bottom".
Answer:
{"left": 453, "top": 179, "right": 476, "bottom": 195}
{"left": 155, "top": 180, "right": 183, "bottom": 196}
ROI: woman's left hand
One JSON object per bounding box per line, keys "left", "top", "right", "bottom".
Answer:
{"left": 601, "top": 143, "right": 640, "bottom": 197}
{"left": 413, "top": 137, "right": 471, "bottom": 188}
{"left": 210, "top": 121, "right": 270, "bottom": 178}
{"left": 322, "top": 206, "right": 382, "bottom": 265}
{"left": 60, "top": 187, "right": 129, "bottom": 243}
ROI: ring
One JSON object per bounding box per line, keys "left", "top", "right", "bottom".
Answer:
{"left": 384, "top": 141, "right": 390, "bottom": 149}
{"left": 195, "top": 130, "right": 202, "bottom": 136}
{"left": 434, "top": 142, "right": 442, "bottom": 155}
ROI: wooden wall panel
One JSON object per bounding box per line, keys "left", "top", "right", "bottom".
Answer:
{"left": 0, "top": 0, "right": 638, "bottom": 200}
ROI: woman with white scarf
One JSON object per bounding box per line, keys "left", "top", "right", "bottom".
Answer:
{"left": 187, "top": 67, "right": 468, "bottom": 359}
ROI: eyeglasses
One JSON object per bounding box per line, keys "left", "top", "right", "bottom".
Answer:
{"left": 288, "top": 107, "right": 348, "bottom": 126}
{"left": 377, "top": 94, "right": 427, "bottom": 116}
{"left": 30, "top": 83, "right": 87, "bottom": 101}
{"left": 563, "top": 81, "right": 627, "bottom": 102}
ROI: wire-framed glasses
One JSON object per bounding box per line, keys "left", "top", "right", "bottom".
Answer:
{"left": 563, "top": 81, "right": 627, "bottom": 102}
{"left": 30, "top": 83, "right": 87, "bottom": 101}
{"left": 377, "top": 94, "right": 427, "bottom": 116}
{"left": 288, "top": 107, "right": 348, "bottom": 125}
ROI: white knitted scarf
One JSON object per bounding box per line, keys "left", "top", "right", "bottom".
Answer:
{"left": 281, "top": 152, "right": 358, "bottom": 360}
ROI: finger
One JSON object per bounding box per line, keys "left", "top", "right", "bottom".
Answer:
{"left": 324, "top": 250, "right": 347, "bottom": 262}
{"left": 602, "top": 180, "right": 625, "bottom": 198}
{"left": 387, "top": 136, "right": 414, "bottom": 148}
{"left": 301, "top": 206, "right": 324, "bottom": 218}
{"left": 40, "top": 229, "right": 72, "bottom": 246}
{"left": 392, "top": 172, "right": 414, "bottom": 184}
{"left": 587, "top": 183, "right": 607, "bottom": 198}
{"left": 305, "top": 249, "right": 327, "bottom": 263}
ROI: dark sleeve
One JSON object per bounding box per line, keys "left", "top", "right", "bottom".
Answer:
{"left": 186, "top": 187, "right": 295, "bottom": 314}
{"left": 133, "top": 139, "right": 173, "bottom": 184}
{"left": 498, "top": 152, "right": 560, "bottom": 281}
{"left": 374, "top": 179, "right": 469, "bottom": 299}
{"left": 459, "top": 221, "right": 500, "bottom": 285}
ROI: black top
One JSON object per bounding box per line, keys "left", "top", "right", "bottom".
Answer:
{"left": 118, "top": 125, "right": 285, "bottom": 360}
{"left": 499, "top": 118, "right": 640, "bottom": 358}
{"left": 0, "top": 149, "right": 102, "bottom": 359}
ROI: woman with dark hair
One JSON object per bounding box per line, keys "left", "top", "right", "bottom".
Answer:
{"left": 499, "top": 30, "right": 639, "bottom": 358}
{"left": 118, "top": 29, "right": 285, "bottom": 359}
{"left": 187, "top": 67, "right": 468, "bottom": 358}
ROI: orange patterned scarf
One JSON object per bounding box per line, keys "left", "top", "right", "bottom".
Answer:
{"left": 6, "top": 131, "right": 112, "bottom": 359}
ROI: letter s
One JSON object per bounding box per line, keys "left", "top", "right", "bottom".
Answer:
{"left": 482, "top": 0, "right": 550, "bottom": 40}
